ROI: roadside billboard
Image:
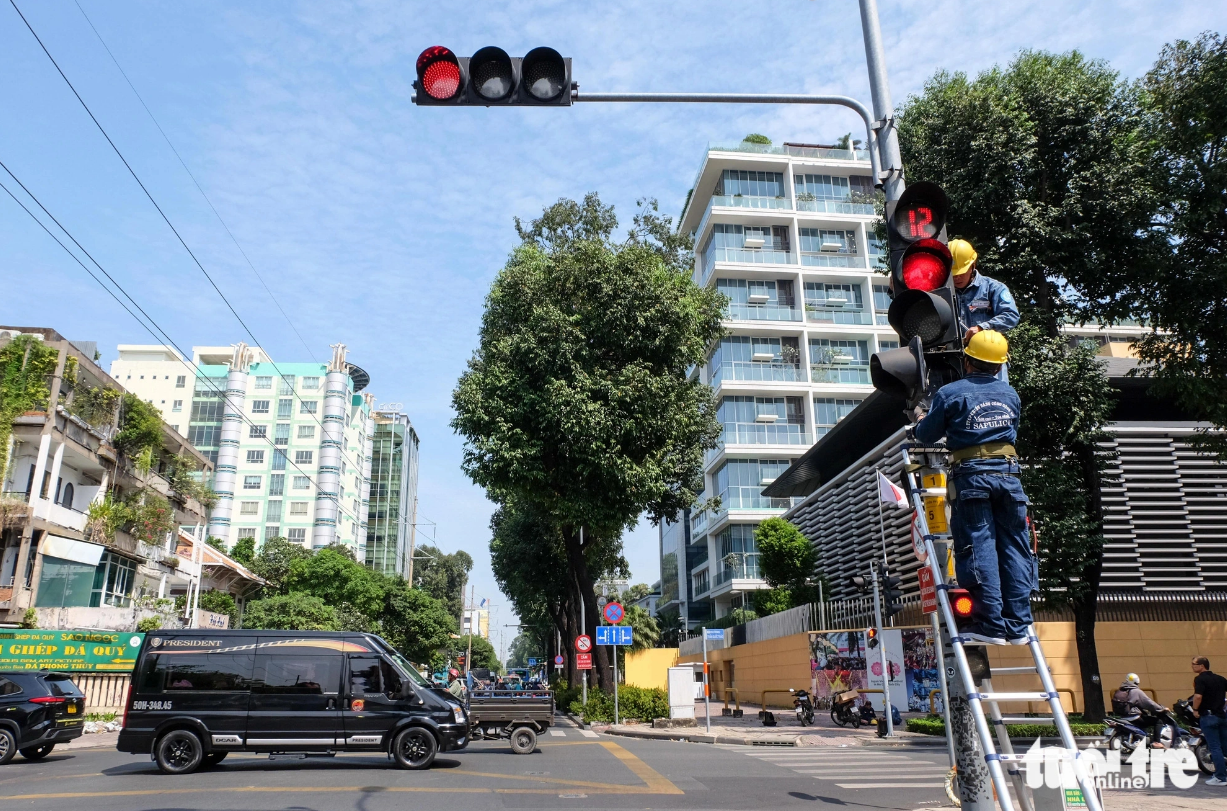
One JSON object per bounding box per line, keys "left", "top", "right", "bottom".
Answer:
{"left": 0, "top": 629, "right": 144, "bottom": 672}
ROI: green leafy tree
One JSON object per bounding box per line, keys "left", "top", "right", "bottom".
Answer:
{"left": 751, "top": 588, "right": 792, "bottom": 618}
{"left": 621, "top": 584, "right": 652, "bottom": 604}
{"left": 610, "top": 605, "right": 660, "bottom": 672}
{"left": 242, "top": 593, "right": 338, "bottom": 631}
{"left": 250, "top": 536, "right": 312, "bottom": 595}
{"left": 381, "top": 580, "right": 457, "bottom": 663}
{"left": 229, "top": 536, "right": 256, "bottom": 567}
{"left": 114, "top": 393, "right": 165, "bottom": 462}
{"left": 205, "top": 536, "right": 228, "bottom": 553}
{"left": 753, "top": 517, "right": 821, "bottom": 612}
{"left": 453, "top": 194, "right": 724, "bottom": 688}
{"left": 506, "top": 633, "right": 538, "bottom": 669}
{"left": 412, "top": 544, "right": 473, "bottom": 620}
{"left": 449, "top": 635, "right": 501, "bottom": 673}
{"left": 287, "top": 547, "right": 385, "bottom": 618}
{"left": 897, "top": 51, "right": 1141, "bottom": 723}
{"left": 0, "top": 335, "right": 60, "bottom": 482}
{"left": 198, "top": 589, "right": 239, "bottom": 628}
{"left": 1136, "top": 33, "right": 1227, "bottom": 457}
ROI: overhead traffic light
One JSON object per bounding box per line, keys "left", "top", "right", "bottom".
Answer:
{"left": 851, "top": 576, "right": 870, "bottom": 595}
{"left": 872, "top": 181, "right": 965, "bottom": 409}
{"left": 414, "top": 46, "right": 572, "bottom": 106}
{"left": 881, "top": 573, "right": 904, "bottom": 620}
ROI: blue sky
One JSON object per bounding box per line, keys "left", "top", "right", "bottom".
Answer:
{"left": 2, "top": 1, "right": 1221, "bottom": 654}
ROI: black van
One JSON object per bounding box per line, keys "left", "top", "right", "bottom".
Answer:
{"left": 118, "top": 630, "right": 468, "bottom": 774}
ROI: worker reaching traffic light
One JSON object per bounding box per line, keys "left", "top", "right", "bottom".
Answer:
{"left": 948, "top": 239, "right": 1020, "bottom": 379}
{"left": 912, "top": 329, "right": 1037, "bottom": 646}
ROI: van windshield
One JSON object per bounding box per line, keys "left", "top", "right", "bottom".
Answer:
{"left": 385, "top": 651, "right": 430, "bottom": 687}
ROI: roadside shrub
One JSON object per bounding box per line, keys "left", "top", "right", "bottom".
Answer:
{"left": 906, "top": 714, "right": 1104, "bottom": 737}
{"left": 136, "top": 616, "right": 162, "bottom": 633}
{"left": 569, "top": 686, "right": 669, "bottom": 724}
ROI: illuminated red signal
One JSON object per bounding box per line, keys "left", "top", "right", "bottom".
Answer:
{"left": 900, "top": 238, "right": 952, "bottom": 292}
{"left": 951, "top": 589, "right": 974, "bottom": 619}
{"left": 907, "top": 205, "right": 936, "bottom": 239}
{"left": 416, "top": 46, "right": 462, "bottom": 101}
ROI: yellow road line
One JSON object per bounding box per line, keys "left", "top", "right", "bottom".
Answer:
{"left": 600, "top": 740, "right": 684, "bottom": 795}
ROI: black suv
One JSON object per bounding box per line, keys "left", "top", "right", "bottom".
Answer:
{"left": 0, "top": 671, "right": 86, "bottom": 762}
{"left": 119, "top": 630, "right": 469, "bottom": 774}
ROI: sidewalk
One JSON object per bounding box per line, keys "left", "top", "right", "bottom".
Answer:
{"left": 59, "top": 731, "right": 119, "bottom": 751}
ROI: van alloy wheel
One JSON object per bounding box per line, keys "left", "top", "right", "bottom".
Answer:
{"left": 155, "top": 730, "right": 203, "bottom": 775}
{"left": 392, "top": 728, "right": 437, "bottom": 770}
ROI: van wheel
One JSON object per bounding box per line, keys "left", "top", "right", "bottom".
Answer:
{"left": 19, "top": 744, "right": 54, "bottom": 760}
{"left": 392, "top": 728, "right": 437, "bottom": 770}
{"left": 155, "top": 730, "right": 204, "bottom": 774}
{"left": 0, "top": 729, "right": 15, "bottom": 765}
{"left": 203, "top": 752, "right": 227, "bottom": 767}
{"left": 510, "top": 727, "right": 537, "bottom": 755}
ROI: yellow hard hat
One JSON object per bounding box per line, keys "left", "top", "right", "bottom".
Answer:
{"left": 949, "top": 238, "right": 977, "bottom": 276}
{"left": 965, "top": 329, "right": 1009, "bottom": 364}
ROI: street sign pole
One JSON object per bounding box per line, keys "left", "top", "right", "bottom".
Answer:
{"left": 613, "top": 643, "right": 619, "bottom": 726}
{"left": 857, "top": 0, "right": 904, "bottom": 203}
{"left": 870, "top": 563, "right": 894, "bottom": 737}
{"left": 702, "top": 627, "right": 710, "bottom": 733}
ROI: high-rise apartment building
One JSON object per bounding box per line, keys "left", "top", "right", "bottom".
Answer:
{"left": 659, "top": 139, "right": 895, "bottom": 628}
{"left": 112, "top": 343, "right": 375, "bottom": 557}
{"left": 365, "top": 408, "right": 420, "bottom": 576}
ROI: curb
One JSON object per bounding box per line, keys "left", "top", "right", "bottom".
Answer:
{"left": 564, "top": 710, "right": 589, "bottom": 730}
{"left": 602, "top": 727, "right": 798, "bottom": 747}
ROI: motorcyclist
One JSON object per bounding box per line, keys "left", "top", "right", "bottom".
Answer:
{"left": 1113, "top": 673, "right": 1168, "bottom": 745}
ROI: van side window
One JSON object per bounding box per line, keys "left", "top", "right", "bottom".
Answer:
{"left": 348, "top": 655, "right": 403, "bottom": 698}
{"left": 158, "top": 654, "right": 254, "bottom": 691}
{"left": 0, "top": 678, "right": 20, "bottom": 696}
{"left": 255, "top": 655, "right": 342, "bottom": 695}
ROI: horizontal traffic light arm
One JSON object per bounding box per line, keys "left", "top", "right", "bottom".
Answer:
{"left": 573, "top": 91, "right": 883, "bottom": 185}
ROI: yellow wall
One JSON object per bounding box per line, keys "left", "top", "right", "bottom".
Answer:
{"left": 674, "top": 620, "right": 1227, "bottom": 712}
{"left": 624, "top": 648, "right": 679, "bottom": 690}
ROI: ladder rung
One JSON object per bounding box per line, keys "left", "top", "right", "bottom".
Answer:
{"left": 992, "top": 666, "right": 1043, "bottom": 675}
{"left": 989, "top": 749, "right": 1077, "bottom": 763}
{"left": 970, "top": 691, "right": 1056, "bottom": 702}
{"left": 994, "top": 716, "right": 1057, "bottom": 724}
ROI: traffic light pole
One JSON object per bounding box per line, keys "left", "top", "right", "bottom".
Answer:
{"left": 869, "top": 563, "right": 894, "bottom": 737}
{"left": 857, "top": 0, "right": 905, "bottom": 204}
{"left": 572, "top": 93, "right": 883, "bottom": 188}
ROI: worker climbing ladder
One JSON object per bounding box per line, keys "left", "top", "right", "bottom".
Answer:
{"left": 900, "top": 443, "right": 1103, "bottom": 811}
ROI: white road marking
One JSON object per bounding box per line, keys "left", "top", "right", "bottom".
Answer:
{"left": 548, "top": 729, "right": 565, "bottom": 737}
{"left": 579, "top": 729, "right": 598, "bottom": 738}
{"left": 833, "top": 782, "right": 946, "bottom": 788}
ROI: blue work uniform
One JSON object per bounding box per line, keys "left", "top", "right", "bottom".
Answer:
{"left": 957, "top": 273, "right": 1020, "bottom": 382}
{"left": 914, "top": 374, "right": 1036, "bottom": 640}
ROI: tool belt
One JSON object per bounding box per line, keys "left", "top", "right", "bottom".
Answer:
{"left": 950, "top": 441, "right": 1018, "bottom": 465}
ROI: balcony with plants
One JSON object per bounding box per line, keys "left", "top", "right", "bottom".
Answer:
{"left": 794, "top": 172, "right": 876, "bottom": 216}
{"left": 809, "top": 339, "right": 872, "bottom": 385}
{"left": 799, "top": 228, "right": 865, "bottom": 269}
{"left": 708, "top": 336, "right": 803, "bottom": 386}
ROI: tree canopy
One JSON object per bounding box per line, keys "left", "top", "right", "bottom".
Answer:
{"left": 412, "top": 544, "right": 472, "bottom": 621}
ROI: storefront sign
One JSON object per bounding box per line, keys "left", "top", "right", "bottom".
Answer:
{"left": 0, "top": 630, "right": 143, "bottom": 672}
{"left": 195, "top": 609, "right": 230, "bottom": 629}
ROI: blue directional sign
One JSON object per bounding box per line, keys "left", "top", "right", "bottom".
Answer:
{"left": 527, "top": 658, "right": 539, "bottom": 666}
{"left": 704, "top": 628, "right": 725, "bottom": 641}
{"left": 595, "top": 625, "right": 633, "bottom": 646}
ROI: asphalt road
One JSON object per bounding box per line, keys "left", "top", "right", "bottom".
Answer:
{"left": 0, "top": 724, "right": 957, "bottom": 811}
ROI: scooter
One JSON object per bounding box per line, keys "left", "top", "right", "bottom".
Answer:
{"left": 791, "top": 688, "right": 815, "bottom": 726}
{"left": 830, "top": 690, "right": 862, "bottom": 727}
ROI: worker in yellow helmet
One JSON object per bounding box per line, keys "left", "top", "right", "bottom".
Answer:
{"left": 949, "top": 240, "right": 1019, "bottom": 380}
{"left": 914, "top": 330, "right": 1036, "bottom": 646}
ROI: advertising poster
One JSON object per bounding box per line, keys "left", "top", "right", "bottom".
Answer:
{"left": 903, "top": 628, "right": 942, "bottom": 713}
{"left": 808, "top": 630, "right": 867, "bottom": 709}
{"left": 865, "top": 629, "right": 906, "bottom": 712}
{"left": 0, "top": 629, "right": 144, "bottom": 671}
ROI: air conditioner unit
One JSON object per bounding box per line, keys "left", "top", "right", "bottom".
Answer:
{"left": 743, "top": 237, "right": 765, "bottom": 248}
{"left": 755, "top": 413, "right": 779, "bottom": 423}
{"left": 760, "top": 477, "right": 777, "bottom": 485}
{"left": 820, "top": 241, "right": 843, "bottom": 252}
{"left": 747, "top": 293, "right": 770, "bottom": 304}
{"left": 831, "top": 353, "right": 853, "bottom": 364}
{"left": 825, "top": 294, "right": 849, "bottom": 306}
{"left": 751, "top": 352, "right": 776, "bottom": 362}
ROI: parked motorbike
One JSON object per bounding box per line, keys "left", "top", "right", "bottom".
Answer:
{"left": 830, "top": 690, "right": 862, "bottom": 727}
{"left": 791, "top": 688, "right": 815, "bottom": 726}
{"left": 1172, "top": 698, "right": 1216, "bottom": 775}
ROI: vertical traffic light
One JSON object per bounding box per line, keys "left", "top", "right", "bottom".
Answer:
{"left": 413, "top": 46, "right": 572, "bottom": 106}
{"left": 881, "top": 573, "right": 904, "bottom": 620}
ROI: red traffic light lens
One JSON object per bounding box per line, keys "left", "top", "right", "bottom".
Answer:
{"left": 417, "top": 46, "right": 462, "bottom": 101}
{"left": 952, "top": 592, "right": 974, "bottom": 618}
{"left": 470, "top": 46, "right": 514, "bottom": 101}
{"left": 900, "top": 239, "right": 952, "bottom": 291}
{"left": 522, "top": 47, "right": 566, "bottom": 101}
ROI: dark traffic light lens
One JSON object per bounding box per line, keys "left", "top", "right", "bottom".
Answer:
{"left": 416, "top": 46, "right": 462, "bottom": 100}
{"left": 470, "top": 46, "right": 514, "bottom": 101}
{"left": 522, "top": 47, "right": 567, "bottom": 101}
{"left": 900, "top": 239, "right": 951, "bottom": 291}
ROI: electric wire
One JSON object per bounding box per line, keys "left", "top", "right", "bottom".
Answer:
{"left": 0, "top": 162, "right": 365, "bottom": 531}
{"left": 9, "top": 0, "right": 372, "bottom": 482}
{"left": 72, "top": 0, "right": 318, "bottom": 364}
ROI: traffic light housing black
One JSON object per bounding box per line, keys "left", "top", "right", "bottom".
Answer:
{"left": 866, "top": 627, "right": 879, "bottom": 649}
{"left": 881, "top": 574, "right": 904, "bottom": 619}
{"left": 851, "top": 576, "right": 870, "bottom": 595}
{"left": 870, "top": 336, "right": 927, "bottom": 408}
{"left": 949, "top": 588, "right": 975, "bottom": 630}
{"left": 414, "top": 46, "right": 572, "bottom": 106}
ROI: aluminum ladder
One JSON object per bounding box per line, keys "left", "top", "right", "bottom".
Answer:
{"left": 900, "top": 444, "right": 1103, "bottom": 811}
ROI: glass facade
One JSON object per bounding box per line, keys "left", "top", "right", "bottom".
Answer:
{"left": 709, "top": 336, "right": 802, "bottom": 385}
{"left": 718, "top": 396, "right": 808, "bottom": 445}
{"left": 715, "top": 459, "right": 796, "bottom": 510}
{"left": 365, "top": 414, "right": 420, "bottom": 576}
{"left": 35, "top": 552, "right": 136, "bottom": 608}
{"left": 809, "top": 339, "right": 872, "bottom": 384}
{"left": 716, "top": 278, "right": 800, "bottom": 322}
{"left": 814, "top": 397, "right": 862, "bottom": 437}
{"left": 716, "top": 524, "right": 760, "bottom": 584}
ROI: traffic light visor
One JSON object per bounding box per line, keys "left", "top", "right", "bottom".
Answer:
{"left": 470, "top": 46, "right": 515, "bottom": 101}
{"left": 417, "top": 46, "right": 462, "bottom": 100}
{"left": 901, "top": 239, "right": 952, "bottom": 292}
{"left": 887, "top": 289, "right": 956, "bottom": 348}
{"left": 522, "top": 47, "right": 567, "bottom": 101}
{"left": 870, "top": 336, "right": 927, "bottom": 404}
{"left": 890, "top": 181, "right": 949, "bottom": 244}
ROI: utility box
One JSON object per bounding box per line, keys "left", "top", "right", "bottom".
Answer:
{"left": 667, "top": 667, "right": 696, "bottom": 719}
